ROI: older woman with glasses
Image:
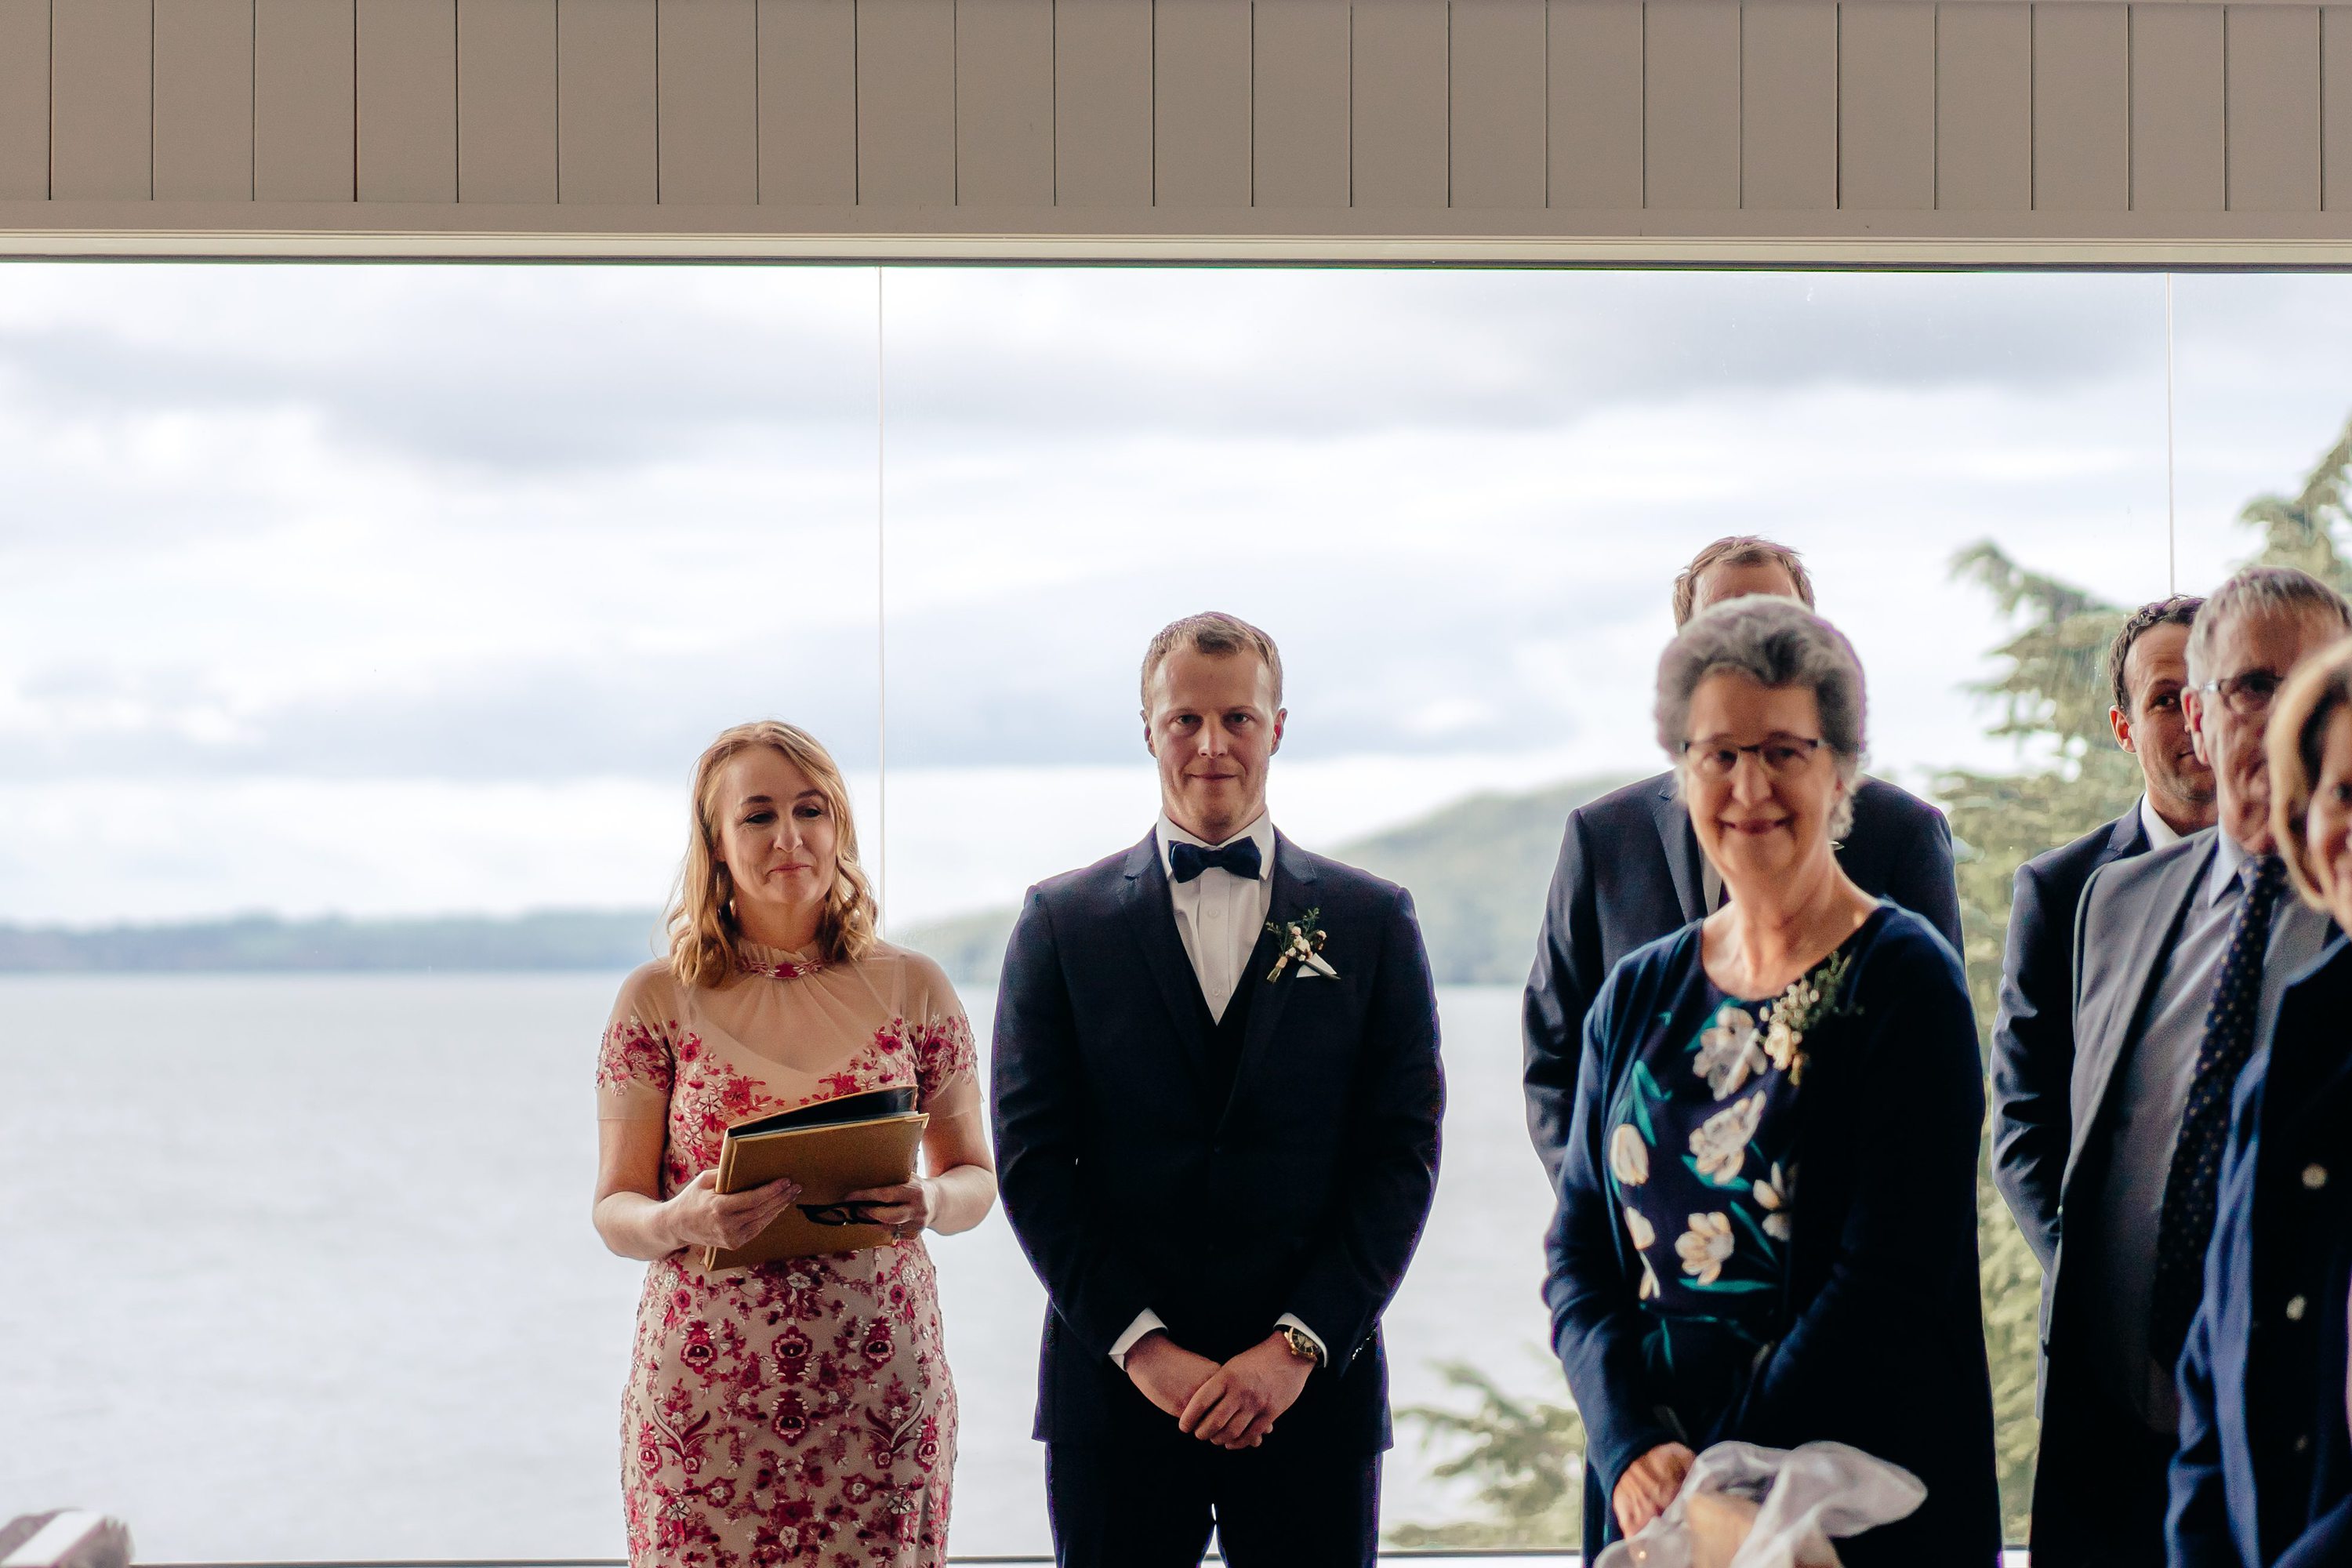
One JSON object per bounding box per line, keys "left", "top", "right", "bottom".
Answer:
{"left": 2169, "top": 637, "right": 2352, "bottom": 1568}
{"left": 1544, "top": 596, "right": 1999, "bottom": 1567}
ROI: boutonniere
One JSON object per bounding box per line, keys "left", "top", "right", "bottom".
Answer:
{"left": 1755, "top": 950, "right": 1854, "bottom": 1087}
{"left": 1265, "top": 908, "right": 1340, "bottom": 982}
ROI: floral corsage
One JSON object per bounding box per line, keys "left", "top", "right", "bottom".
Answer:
{"left": 1265, "top": 908, "right": 1340, "bottom": 982}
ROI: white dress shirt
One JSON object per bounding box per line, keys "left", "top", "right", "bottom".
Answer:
{"left": 1107, "top": 811, "right": 1327, "bottom": 1370}
{"left": 2140, "top": 793, "right": 2186, "bottom": 851}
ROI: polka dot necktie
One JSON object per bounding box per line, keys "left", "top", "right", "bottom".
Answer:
{"left": 2150, "top": 853, "right": 2286, "bottom": 1367}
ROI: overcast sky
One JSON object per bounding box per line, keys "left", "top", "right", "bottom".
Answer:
{"left": 4, "top": 264, "right": 2348, "bottom": 927}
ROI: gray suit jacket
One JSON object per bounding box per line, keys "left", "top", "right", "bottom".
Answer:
{"left": 2031, "top": 828, "right": 2334, "bottom": 1563}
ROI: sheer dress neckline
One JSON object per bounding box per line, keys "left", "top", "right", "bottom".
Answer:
{"left": 734, "top": 938, "right": 827, "bottom": 980}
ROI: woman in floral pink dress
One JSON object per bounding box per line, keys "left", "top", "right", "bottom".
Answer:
{"left": 593, "top": 720, "right": 996, "bottom": 1568}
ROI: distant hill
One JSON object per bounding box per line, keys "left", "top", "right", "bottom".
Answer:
{"left": 0, "top": 775, "right": 1632, "bottom": 981}
{"left": 0, "top": 909, "right": 666, "bottom": 972}
{"left": 895, "top": 774, "right": 1634, "bottom": 987}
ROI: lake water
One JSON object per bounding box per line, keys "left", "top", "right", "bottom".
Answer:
{"left": 0, "top": 976, "right": 1564, "bottom": 1561}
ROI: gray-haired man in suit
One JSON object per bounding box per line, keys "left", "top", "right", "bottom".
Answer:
{"left": 2031, "top": 565, "right": 2350, "bottom": 1568}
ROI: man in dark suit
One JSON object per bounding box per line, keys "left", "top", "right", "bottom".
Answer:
{"left": 2032, "top": 567, "right": 2350, "bottom": 1568}
{"left": 1993, "top": 595, "right": 2213, "bottom": 1272}
{"left": 1522, "top": 535, "right": 1962, "bottom": 1184}
{"left": 992, "top": 612, "right": 1444, "bottom": 1568}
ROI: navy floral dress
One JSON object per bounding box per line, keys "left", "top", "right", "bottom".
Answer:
{"left": 1606, "top": 938, "right": 1853, "bottom": 1442}
{"left": 1548, "top": 901, "right": 2001, "bottom": 1568}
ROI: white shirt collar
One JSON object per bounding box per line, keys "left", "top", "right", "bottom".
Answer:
{"left": 2138, "top": 794, "right": 2185, "bottom": 852}
{"left": 1155, "top": 810, "right": 1276, "bottom": 882}
{"left": 2206, "top": 826, "right": 2254, "bottom": 908}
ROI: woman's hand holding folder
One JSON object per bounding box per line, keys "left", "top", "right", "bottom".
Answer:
{"left": 665, "top": 1170, "right": 804, "bottom": 1253}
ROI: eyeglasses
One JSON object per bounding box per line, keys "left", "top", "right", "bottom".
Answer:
{"left": 2200, "top": 669, "right": 2285, "bottom": 717}
{"left": 1680, "top": 736, "right": 1826, "bottom": 779}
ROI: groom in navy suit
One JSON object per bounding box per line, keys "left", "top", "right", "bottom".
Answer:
{"left": 993, "top": 612, "right": 1445, "bottom": 1568}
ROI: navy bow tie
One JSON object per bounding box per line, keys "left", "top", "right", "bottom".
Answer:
{"left": 1170, "top": 838, "right": 1263, "bottom": 884}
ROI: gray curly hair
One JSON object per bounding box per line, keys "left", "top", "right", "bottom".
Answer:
{"left": 1656, "top": 595, "right": 1867, "bottom": 840}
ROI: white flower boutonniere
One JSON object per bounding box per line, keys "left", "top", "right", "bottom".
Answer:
{"left": 1755, "top": 950, "right": 1854, "bottom": 1087}
{"left": 1265, "top": 908, "right": 1340, "bottom": 982}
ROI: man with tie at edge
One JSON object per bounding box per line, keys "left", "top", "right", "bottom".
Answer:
{"left": 992, "top": 612, "right": 1445, "bottom": 1568}
{"left": 2030, "top": 566, "right": 2350, "bottom": 1568}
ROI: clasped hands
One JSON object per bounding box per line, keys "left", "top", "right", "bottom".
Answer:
{"left": 1126, "top": 1328, "right": 1313, "bottom": 1450}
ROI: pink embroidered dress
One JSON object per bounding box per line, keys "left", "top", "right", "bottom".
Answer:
{"left": 596, "top": 938, "right": 980, "bottom": 1568}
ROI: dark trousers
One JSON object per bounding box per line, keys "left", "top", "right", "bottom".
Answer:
{"left": 2028, "top": 1404, "right": 2176, "bottom": 1568}
{"left": 1045, "top": 1430, "right": 1381, "bottom": 1568}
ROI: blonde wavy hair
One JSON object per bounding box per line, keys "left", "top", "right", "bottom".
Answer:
{"left": 666, "top": 720, "right": 879, "bottom": 988}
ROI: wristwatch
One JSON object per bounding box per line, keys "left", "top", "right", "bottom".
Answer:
{"left": 1277, "top": 1323, "right": 1323, "bottom": 1367}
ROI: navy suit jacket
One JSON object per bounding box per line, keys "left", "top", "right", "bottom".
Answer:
{"left": 1523, "top": 770, "right": 1961, "bottom": 1185}
{"left": 1992, "top": 806, "right": 2152, "bottom": 1272}
{"left": 990, "top": 829, "right": 1444, "bottom": 1453}
{"left": 2170, "top": 931, "right": 2352, "bottom": 1568}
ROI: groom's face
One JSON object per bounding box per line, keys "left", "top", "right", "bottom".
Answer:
{"left": 1145, "top": 647, "right": 1285, "bottom": 844}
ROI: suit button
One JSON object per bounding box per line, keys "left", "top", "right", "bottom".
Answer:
{"left": 2296, "top": 1434, "right": 2314, "bottom": 1455}
{"left": 2305, "top": 1163, "right": 2330, "bottom": 1190}
{"left": 2288, "top": 1295, "right": 2310, "bottom": 1322}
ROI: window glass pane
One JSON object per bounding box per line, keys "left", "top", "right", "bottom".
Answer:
{"left": 0, "top": 264, "right": 882, "bottom": 1561}
{"left": 884, "top": 268, "right": 2171, "bottom": 1551}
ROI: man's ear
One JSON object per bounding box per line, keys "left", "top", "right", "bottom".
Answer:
{"left": 2183, "top": 688, "right": 2212, "bottom": 768}
{"left": 1270, "top": 707, "right": 1287, "bottom": 755}
{"left": 2110, "top": 704, "right": 2136, "bottom": 754}
{"left": 1141, "top": 711, "right": 1158, "bottom": 758}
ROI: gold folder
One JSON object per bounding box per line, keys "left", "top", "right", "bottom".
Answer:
{"left": 702, "top": 1102, "right": 930, "bottom": 1270}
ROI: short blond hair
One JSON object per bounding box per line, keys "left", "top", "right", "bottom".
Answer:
{"left": 1672, "top": 536, "right": 1816, "bottom": 629}
{"left": 666, "top": 720, "right": 878, "bottom": 988}
{"left": 1138, "top": 612, "right": 1284, "bottom": 713}
{"left": 2268, "top": 638, "right": 2352, "bottom": 911}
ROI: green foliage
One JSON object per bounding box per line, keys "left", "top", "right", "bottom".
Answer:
{"left": 2239, "top": 420, "right": 2352, "bottom": 596}
{"left": 1388, "top": 1359, "right": 1586, "bottom": 1548}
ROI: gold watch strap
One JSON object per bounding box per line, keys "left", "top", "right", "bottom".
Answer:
{"left": 1279, "top": 1323, "right": 1322, "bottom": 1365}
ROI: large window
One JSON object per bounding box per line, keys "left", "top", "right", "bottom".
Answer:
{"left": 7, "top": 263, "right": 2350, "bottom": 1557}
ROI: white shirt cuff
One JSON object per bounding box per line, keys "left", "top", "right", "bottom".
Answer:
{"left": 1108, "top": 1308, "right": 1167, "bottom": 1369}
{"left": 1276, "top": 1313, "right": 1328, "bottom": 1366}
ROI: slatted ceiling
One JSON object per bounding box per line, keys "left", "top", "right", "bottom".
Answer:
{"left": 1352, "top": 0, "right": 1449, "bottom": 209}
{"left": 2032, "top": 2, "right": 2128, "bottom": 212}
{"left": 2131, "top": 5, "right": 2225, "bottom": 212}
{"left": 458, "top": 0, "right": 558, "bottom": 203}
{"left": 255, "top": 0, "right": 356, "bottom": 200}
{"left": 1935, "top": 2, "right": 2029, "bottom": 212}
{"left": 1740, "top": 0, "right": 1832, "bottom": 211}
{"left": 1547, "top": 0, "right": 1642, "bottom": 210}
{"left": 0, "top": 0, "right": 45, "bottom": 200}
{"left": 953, "top": 0, "right": 1050, "bottom": 207}
{"left": 1154, "top": 0, "right": 1252, "bottom": 209}
{"left": 49, "top": 0, "right": 151, "bottom": 201}
{"left": 1645, "top": 0, "right": 1740, "bottom": 210}
{"left": 760, "top": 0, "right": 856, "bottom": 205}
{"left": 654, "top": 0, "right": 757, "bottom": 204}
{"left": 856, "top": 0, "right": 953, "bottom": 205}
{"left": 556, "top": 0, "right": 655, "bottom": 202}
{"left": 358, "top": 0, "right": 459, "bottom": 203}
{"left": 2328, "top": 8, "right": 2352, "bottom": 211}
{"left": 1250, "top": 0, "right": 1349, "bottom": 208}
{"left": 2227, "top": 6, "right": 2321, "bottom": 212}
{"left": 154, "top": 0, "right": 253, "bottom": 199}
{"left": 1450, "top": 0, "right": 1545, "bottom": 210}
{"left": 1055, "top": 0, "right": 1153, "bottom": 207}
{"left": 1838, "top": 4, "right": 1934, "bottom": 210}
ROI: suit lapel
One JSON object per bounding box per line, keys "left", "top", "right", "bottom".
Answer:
{"left": 1649, "top": 780, "right": 1708, "bottom": 924}
{"left": 2111, "top": 807, "right": 2151, "bottom": 861}
{"left": 2067, "top": 836, "right": 2216, "bottom": 1195}
{"left": 1116, "top": 833, "right": 1217, "bottom": 1088}
{"left": 1221, "top": 833, "right": 1319, "bottom": 1127}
